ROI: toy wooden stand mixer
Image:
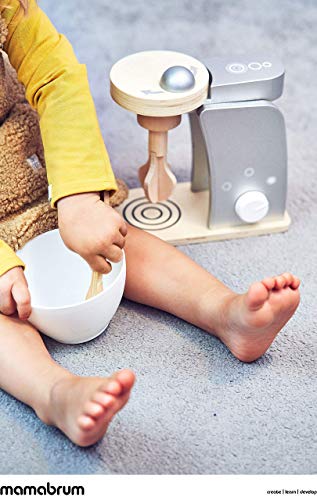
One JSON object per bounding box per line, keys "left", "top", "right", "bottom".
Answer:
{"left": 110, "top": 51, "right": 290, "bottom": 244}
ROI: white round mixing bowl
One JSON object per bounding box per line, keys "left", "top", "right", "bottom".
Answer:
{"left": 17, "top": 229, "right": 126, "bottom": 344}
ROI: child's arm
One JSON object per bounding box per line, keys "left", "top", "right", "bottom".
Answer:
{"left": 0, "top": 0, "right": 127, "bottom": 317}
{"left": 1, "top": 0, "right": 117, "bottom": 206}
{"left": 0, "top": 241, "right": 25, "bottom": 277}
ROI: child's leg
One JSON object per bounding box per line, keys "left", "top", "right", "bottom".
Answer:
{"left": 0, "top": 314, "right": 134, "bottom": 446}
{"left": 124, "top": 225, "right": 300, "bottom": 362}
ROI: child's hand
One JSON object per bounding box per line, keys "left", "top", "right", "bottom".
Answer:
{"left": 0, "top": 267, "right": 32, "bottom": 320}
{"left": 57, "top": 192, "right": 127, "bottom": 274}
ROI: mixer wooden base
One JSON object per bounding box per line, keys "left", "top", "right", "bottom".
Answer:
{"left": 116, "top": 182, "right": 291, "bottom": 245}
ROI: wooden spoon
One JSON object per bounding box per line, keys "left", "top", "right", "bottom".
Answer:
{"left": 85, "top": 191, "right": 110, "bottom": 300}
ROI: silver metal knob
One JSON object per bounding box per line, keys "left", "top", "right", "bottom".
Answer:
{"left": 160, "top": 66, "right": 195, "bottom": 93}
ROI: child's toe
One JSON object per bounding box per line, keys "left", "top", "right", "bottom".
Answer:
{"left": 106, "top": 391, "right": 131, "bottom": 418}
{"left": 290, "top": 276, "right": 300, "bottom": 289}
{"left": 246, "top": 282, "right": 269, "bottom": 310}
{"left": 83, "top": 401, "right": 105, "bottom": 418}
{"left": 262, "top": 277, "right": 275, "bottom": 290}
{"left": 100, "top": 379, "right": 122, "bottom": 396}
{"left": 282, "top": 272, "right": 293, "bottom": 286}
{"left": 92, "top": 392, "right": 116, "bottom": 409}
{"left": 77, "top": 415, "right": 95, "bottom": 431}
{"left": 274, "top": 275, "right": 286, "bottom": 289}
{"left": 114, "top": 369, "right": 135, "bottom": 393}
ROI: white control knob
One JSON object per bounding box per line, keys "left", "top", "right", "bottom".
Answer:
{"left": 235, "top": 191, "right": 269, "bottom": 223}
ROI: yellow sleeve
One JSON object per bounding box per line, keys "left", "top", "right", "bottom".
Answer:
{"left": 0, "top": 240, "right": 25, "bottom": 276}
{"left": 1, "top": 0, "right": 117, "bottom": 207}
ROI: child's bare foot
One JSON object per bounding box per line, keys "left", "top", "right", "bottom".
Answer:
{"left": 210, "top": 273, "right": 300, "bottom": 362}
{"left": 39, "top": 369, "right": 135, "bottom": 447}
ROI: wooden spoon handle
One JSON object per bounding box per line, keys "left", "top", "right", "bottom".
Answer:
{"left": 103, "top": 191, "right": 110, "bottom": 205}
{"left": 85, "top": 191, "right": 110, "bottom": 300}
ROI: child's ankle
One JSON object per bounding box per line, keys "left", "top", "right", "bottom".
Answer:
{"left": 198, "top": 288, "right": 236, "bottom": 337}
{"left": 35, "top": 372, "right": 76, "bottom": 426}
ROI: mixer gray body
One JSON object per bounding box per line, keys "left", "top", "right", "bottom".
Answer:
{"left": 190, "top": 55, "right": 288, "bottom": 228}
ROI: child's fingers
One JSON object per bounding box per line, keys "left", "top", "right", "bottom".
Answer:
{"left": 113, "top": 233, "right": 125, "bottom": 249}
{"left": 11, "top": 281, "right": 31, "bottom": 320}
{"left": 0, "top": 289, "right": 16, "bottom": 316}
{"left": 86, "top": 255, "right": 112, "bottom": 274}
{"left": 102, "top": 245, "right": 123, "bottom": 264}
{"left": 119, "top": 221, "right": 128, "bottom": 237}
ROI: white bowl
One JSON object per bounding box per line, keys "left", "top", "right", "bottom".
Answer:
{"left": 17, "top": 229, "right": 126, "bottom": 344}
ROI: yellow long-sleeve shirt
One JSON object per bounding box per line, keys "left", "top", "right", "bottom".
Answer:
{"left": 0, "top": 0, "right": 117, "bottom": 276}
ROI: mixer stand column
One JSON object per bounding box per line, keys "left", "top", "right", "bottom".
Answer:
{"left": 137, "top": 115, "right": 181, "bottom": 203}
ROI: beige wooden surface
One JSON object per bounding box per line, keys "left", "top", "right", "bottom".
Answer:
{"left": 110, "top": 50, "right": 209, "bottom": 116}
{"left": 116, "top": 182, "right": 291, "bottom": 245}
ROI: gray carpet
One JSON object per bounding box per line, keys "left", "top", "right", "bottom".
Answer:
{"left": 0, "top": 0, "right": 316, "bottom": 474}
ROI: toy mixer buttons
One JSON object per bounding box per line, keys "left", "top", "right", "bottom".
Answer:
{"left": 234, "top": 191, "right": 270, "bottom": 224}
{"left": 226, "top": 63, "right": 248, "bottom": 74}
{"left": 160, "top": 66, "right": 196, "bottom": 92}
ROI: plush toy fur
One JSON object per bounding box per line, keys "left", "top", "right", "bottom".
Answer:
{"left": 0, "top": 15, "right": 128, "bottom": 252}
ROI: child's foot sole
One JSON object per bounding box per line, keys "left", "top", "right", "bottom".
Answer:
{"left": 211, "top": 273, "right": 300, "bottom": 362}
{"left": 44, "top": 369, "right": 135, "bottom": 447}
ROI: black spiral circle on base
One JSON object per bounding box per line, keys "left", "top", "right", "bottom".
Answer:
{"left": 123, "top": 197, "right": 181, "bottom": 231}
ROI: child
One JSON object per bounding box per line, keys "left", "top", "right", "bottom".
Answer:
{"left": 0, "top": 0, "right": 300, "bottom": 447}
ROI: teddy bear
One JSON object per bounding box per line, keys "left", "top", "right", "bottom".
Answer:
{"left": 0, "top": 15, "right": 128, "bottom": 252}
